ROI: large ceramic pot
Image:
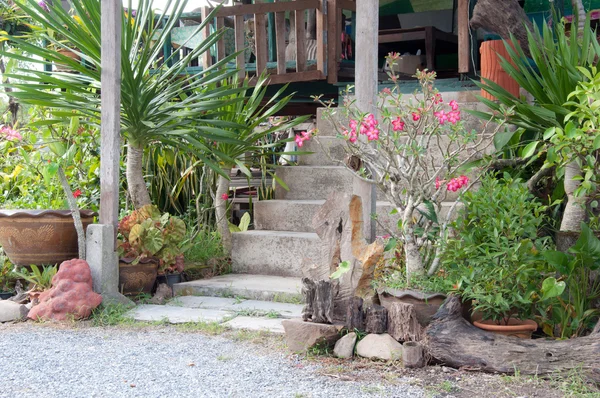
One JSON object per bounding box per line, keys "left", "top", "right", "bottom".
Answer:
{"left": 55, "top": 48, "right": 81, "bottom": 72}
{"left": 378, "top": 288, "right": 447, "bottom": 327}
{"left": 0, "top": 209, "right": 95, "bottom": 266}
{"left": 118, "top": 258, "right": 159, "bottom": 296}
{"left": 473, "top": 318, "right": 538, "bottom": 339}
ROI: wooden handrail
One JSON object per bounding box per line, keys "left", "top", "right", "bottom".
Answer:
{"left": 214, "top": 0, "right": 321, "bottom": 18}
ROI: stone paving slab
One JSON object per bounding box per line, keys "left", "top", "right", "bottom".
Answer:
{"left": 166, "top": 296, "right": 240, "bottom": 310}
{"left": 126, "top": 305, "right": 231, "bottom": 324}
{"left": 222, "top": 316, "right": 285, "bottom": 334}
{"left": 230, "top": 300, "right": 303, "bottom": 319}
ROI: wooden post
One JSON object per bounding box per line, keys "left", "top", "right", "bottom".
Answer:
{"left": 201, "top": 7, "right": 212, "bottom": 70}
{"left": 458, "top": 0, "right": 470, "bottom": 74}
{"left": 100, "top": 0, "right": 121, "bottom": 232}
{"left": 355, "top": 0, "right": 378, "bottom": 116}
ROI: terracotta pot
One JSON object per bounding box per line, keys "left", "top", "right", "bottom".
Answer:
{"left": 378, "top": 288, "right": 447, "bottom": 327}
{"left": 473, "top": 318, "right": 538, "bottom": 339}
{"left": 0, "top": 209, "right": 95, "bottom": 266}
{"left": 118, "top": 258, "right": 159, "bottom": 296}
{"left": 55, "top": 48, "right": 81, "bottom": 72}
{"left": 480, "top": 40, "right": 520, "bottom": 101}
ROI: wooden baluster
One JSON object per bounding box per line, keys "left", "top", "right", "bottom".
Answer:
{"left": 295, "top": 10, "right": 306, "bottom": 72}
{"left": 316, "top": 1, "right": 326, "bottom": 76}
{"left": 234, "top": 14, "right": 245, "bottom": 79}
{"left": 216, "top": 17, "right": 226, "bottom": 64}
{"left": 326, "top": 0, "right": 338, "bottom": 83}
{"left": 275, "top": 10, "right": 287, "bottom": 75}
{"left": 201, "top": 7, "right": 212, "bottom": 70}
{"left": 255, "top": 12, "right": 268, "bottom": 75}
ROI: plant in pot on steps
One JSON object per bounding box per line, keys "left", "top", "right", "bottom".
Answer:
{"left": 117, "top": 205, "right": 186, "bottom": 296}
{"left": 442, "top": 174, "right": 558, "bottom": 338}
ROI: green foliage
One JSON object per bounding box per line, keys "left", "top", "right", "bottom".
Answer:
{"left": 541, "top": 67, "right": 600, "bottom": 198}
{"left": 117, "top": 205, "right": 187, "bottom": 273}
{"left": 539, "top": 224, "right": 600, "bottom": 338}
{"left": 1, "top": 0, "right": 249, "bottom": 182}
{"left": 442, "top": 174, "right": 552, "bottom": 323}
{"left": 0, "top": 259, "right": 17, "bottom": 292}
{"left": 330, "top": 261, "right": 351, "bottom": 280}
{"left": 229, "top": 212, "right": 250, "bottom": 233}
{"left": 13, "top": 264, "right": 57, "bottom": 291}
{"left": 0, "top": 107, "right": 101, "bottom": 210}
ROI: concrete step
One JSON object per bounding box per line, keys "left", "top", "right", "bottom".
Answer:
{"left": 174, "top": 274, "right": 302, "bottom": 303}
{"left": 298, "top": 136, "right": 346, "bottom": 166}
{"left": 254, "top": 199, "right": 324, "bottom": 232}
{"left": 231, "top": 230, "right": 321, "bottom": 277}
{"left": 168, "top": 296, "right": 303, "bottom": 319}
{"left": 274, "top": 166, "right": 354, "bottom": 200}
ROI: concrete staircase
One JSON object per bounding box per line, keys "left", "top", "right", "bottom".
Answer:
{"left": 169, "top": 92, "right": 486, "bottom": 326}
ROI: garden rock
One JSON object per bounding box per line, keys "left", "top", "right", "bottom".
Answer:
{"left": 28, "top": 259, "right": 102, "bottom": 321}
{"left": 150, "top": 283, "right": 172, "bottom": 305}
{"left": 334, "top": 332, "right": 357, "bottom": 359}
{"left": 0, "top": 300, "right": 29, "bottom": 322}
{"left": 356, "top": 333, "right": 402, "bottom": 361}
{"left": 282, "top": 318, "right": 343, "bottom": 352}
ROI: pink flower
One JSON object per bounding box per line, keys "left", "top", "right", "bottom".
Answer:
{"left": 433, "top": 93, "right": 443, "bottom": 104}
{"left": 446, "top": 175, "right": 469, "bottom": 192}
{"left": 348, "top": 135, "right": 357, "bottom": 143}
{"left": 435, "top": 177, "right": 443, "bottom": 190}
{"left": 412, "top": 112, "right": 421, "bottom": 122}
{"left": 392, "top": 117, "right": 405, "bottom": 132}
{"left": 38, "top": 0, "right": 49, "bottom": 12}
{"left": 382, "top": 88, "right": 392, "bottom": 95}
{"left": 73, "top": 189, "right": 82, "bottom": 198}
{"left": 434, "top": 110, "right": 448, "bottom": 125}
{"left": 221, "top": 193, "right": 229, "bottom": 200}
{"left": 447, "top": 110, "right": 461, "bottom": 125}
{"left": 0, "top": 126, "right": 22, "bottom": 141}
{"left": 449, "top": 100, "right": 459, "bottom": 111}
{"left": 295, "top": 134, "right": 305, "bottom": 147}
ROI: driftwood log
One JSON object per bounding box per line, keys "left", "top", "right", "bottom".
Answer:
{"left": 346, "top": 296, "right": 365, "bottom": 331}
{"left": 470, "top": 0, "right": 533, "bottom": 57}
{"left": 403, "top": 342, "right": 425, "bottom": 368}
{"left": 365, "top": 304, "right": 388, "bottom": 334}
{"left": 425, "top": 296, "right": 600, "bottom": 377}
{"left": 387, "top": 302, "right": 423, "bottom": 342}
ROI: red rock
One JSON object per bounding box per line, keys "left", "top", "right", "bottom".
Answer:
{"left": 28, "top": 259, "right": 103, "bottom": 321}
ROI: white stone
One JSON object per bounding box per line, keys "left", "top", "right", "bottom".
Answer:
{"left": 334, "top": 332, "right": 357, "bottom": 359}
{"left": 126, "top": 304, "right": 230, "bottom": 324}
{"left": 356, "top": 333, "right": 403, "bottom": 361}
{"left": 222, "top": 316, "right": 285, "bottom": 334}
{"left": 0, "top": 300, "right": 29, "bottom": 322}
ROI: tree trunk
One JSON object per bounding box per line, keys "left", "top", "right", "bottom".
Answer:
{"left": 126, "top": 141, "right": 152, "bottom": 209}
{"left": 470, "top": 0, "right": 533, "bottom": 57}
{"left": 58, "top": 166, "right": 86, "bottom": 259}
{"left": 215, "top": 168, "right": 232, "bottom": 256}
{"left": 560, "top": 161, "right": 587, "bottom": 232}
{"left": 425, "top": 296, "right": 600, "bottom": 376}
{"left": 572, "top": 0, "right": 586, "bottom": 34}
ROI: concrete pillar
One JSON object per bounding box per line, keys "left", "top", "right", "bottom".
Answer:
{"left": 86, "top": 224, "right": 132, "bottom": 306}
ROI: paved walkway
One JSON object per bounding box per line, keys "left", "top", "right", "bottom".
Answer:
{"left": 0, "top": 324, "right": 425, "bottom": 398}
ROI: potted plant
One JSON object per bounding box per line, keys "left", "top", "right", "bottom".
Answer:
{"left": 0, "top": 260, "right": 18, "bottom": 299}
{"left": 117, "top": 205, "right": 186, "bottom": 296}
{"left": 443, "top": 174, "right": 553, "bottom": 338}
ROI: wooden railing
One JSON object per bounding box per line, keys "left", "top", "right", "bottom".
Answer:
{"left": 166, "top": 0, "right": 356, "bottom": 86}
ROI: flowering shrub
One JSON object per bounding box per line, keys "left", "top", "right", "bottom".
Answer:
{"left": 318, "top": 60, "right": 504, "bottom": 281}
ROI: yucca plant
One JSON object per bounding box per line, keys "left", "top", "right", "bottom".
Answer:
{"left": 13, "top": 264, "right": 57, "bottom": 292}
{"left": 1, "top": 0, "right": 248, "bottom": 208}
{"left": 471, "top": 11, "right": 600, "bottom": 233}
{"left": 205, "top": 73, "right": 309, "bottom": 255}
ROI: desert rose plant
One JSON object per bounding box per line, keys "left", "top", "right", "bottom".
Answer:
{"left": 317, "top": 58, "right": 506, "bottom": 281}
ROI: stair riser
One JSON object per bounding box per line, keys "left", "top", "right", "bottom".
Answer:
{"left": 173, "top": 284, "right": 302, "bottom": 303}
{"left": 274, "top": 166, "right": 354, "bottom": 200}
{"left": 231, "top": 232, "right": 322, "bottom": 278}
{"left": 298, "top": 136, "right": 346, "bottom": 166}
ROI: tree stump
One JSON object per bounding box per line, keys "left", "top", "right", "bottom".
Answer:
{"left": 365, "top": 304, "right": 388, "bottom": 334}
{"left": 313, "top": 280, "right": 334, "bottom": 324}
{"left": 346, "top": 296, "right": 365, "bottom": 331}
{"left": 425, "top": 296, "right": 600, "bottom": 376}
{"left": 402, "top": 342, "right": 425, "bottom": 368}
{"left": 387, "top": 302, "right": 423, "bottom": 342}
{"left": 301, "top": 278, "right": 316, "bottom": 321}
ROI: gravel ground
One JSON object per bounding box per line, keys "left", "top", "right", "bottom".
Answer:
{"left": 0, "top": 323, "right": 424, "bottom": 398}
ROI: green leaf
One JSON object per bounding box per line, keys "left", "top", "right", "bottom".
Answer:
{"left": 330, "top": 261, "right": 351, "bottom": 280}
{"left": 521, "top": 141, "right": 539, "bottom": 159}
{"left": 384, "top": 238, "right": 397, "bottom": 252}
{"left": 238, "top": 212, "right": 251, "bottom": 232}
{"left": 143, "top": 228, "right": 164, "bottom": 256}
{"left": 594, "top": 135, "right": 600, "bottom": 150}
{"left": 540, "top": 277, "right": 566, "bottom": 301}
